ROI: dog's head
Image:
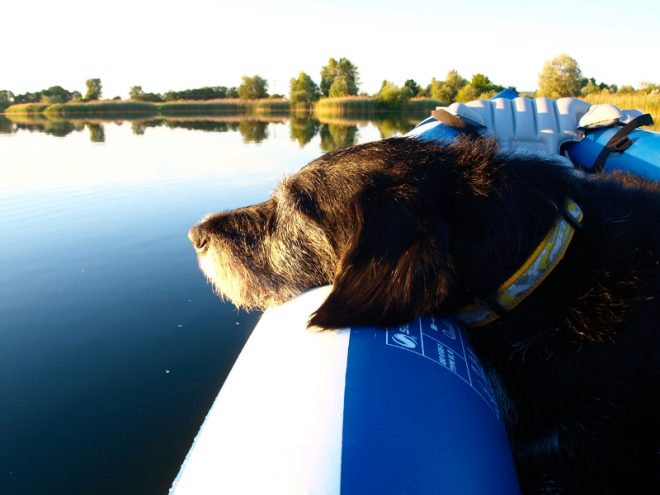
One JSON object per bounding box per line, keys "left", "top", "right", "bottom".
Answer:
{"left": 189, "top": 136, "right": 560, "bottom": 329}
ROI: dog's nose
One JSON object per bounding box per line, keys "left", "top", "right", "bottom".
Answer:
{"left": 188, "top": 225, "right": 209, "bottom": 251}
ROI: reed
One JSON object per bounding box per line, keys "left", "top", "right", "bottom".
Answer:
{"left": 158, "top": 98, "right": 290, "bottom": 115}
{"left": 156, "top": 98, "right": 291, "bottom": 116}
{"left": 314, "top": 96, "right": 376, "bottom": 117}
{"left": 253, "top": 99, "right": 290, "bottom": 114}
{"left": 404, "top": 97, "right": 446, "bottom": 113}
{"left": 4, "top": 99, "right": 292, "bottom": 119}
{"left": 157, "top": 100, "right": 251, "bottom": 116}
{"left": 584, "top": 93, "right": 660, "bottom": 130}
{"left": 314, "top": 96, "right": 444, "bottom": 118}
{"left": 42, "top": 101, "right": 157, "bottom": 118}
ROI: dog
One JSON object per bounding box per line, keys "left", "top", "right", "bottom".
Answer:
{"left": 189, "top": 136, "right": 659, "bottom": 494}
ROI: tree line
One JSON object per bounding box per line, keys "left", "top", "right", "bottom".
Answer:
{"left": 1, "top": 54, "right": 658, "bottom": 112}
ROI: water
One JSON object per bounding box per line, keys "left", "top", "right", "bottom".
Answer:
{"left": 0, "top": 114, "right": 417, "bottom": 494}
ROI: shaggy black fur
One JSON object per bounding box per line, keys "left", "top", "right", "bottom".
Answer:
{"left": 193, "top": 136, "right": 660, "bottom": 493}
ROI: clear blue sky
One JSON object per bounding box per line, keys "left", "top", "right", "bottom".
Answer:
{"left": 3, "top": 0, "right": 659, "bottom": 98}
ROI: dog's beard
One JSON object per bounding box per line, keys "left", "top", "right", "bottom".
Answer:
{"left": 197, "top": 222, "right": 338, "bottom": 311}
{"left": 197, "top": 243, "right": 286, "bottom": 310}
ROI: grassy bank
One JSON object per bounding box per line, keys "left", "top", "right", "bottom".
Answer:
{"left": 4, "top": 103, "right": 51, "bottom": 115}
{"left": 4, "top": 96, "right": 441, "bottom": 120}
{"left": 314, "top": 96, "right": 444, "bottom": 117}
{"left": 157, "top": 99, "right": 290, "bottom": 116}
{"left": 44, "top": 101, "right": 157, "bottom": 118}
{"left": 4, "top": 98, "right": 292, "bottom": 119}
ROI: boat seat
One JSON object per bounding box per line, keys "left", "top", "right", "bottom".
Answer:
{"left": 411, "top": 97, "right": 644, "bottom": 164}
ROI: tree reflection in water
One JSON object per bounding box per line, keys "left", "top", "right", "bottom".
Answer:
{"left": 2, "top": 113, "right": 420, "bottom": 149}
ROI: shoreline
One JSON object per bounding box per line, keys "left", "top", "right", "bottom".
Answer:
{"left": 2, "top": 97, "right": 444, "bottom": 119}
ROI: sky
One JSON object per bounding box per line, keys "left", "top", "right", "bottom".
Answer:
{"left": 2, "top": 0, "right": 659, "bottom": 98}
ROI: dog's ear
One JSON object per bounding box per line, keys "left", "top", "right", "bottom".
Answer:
{"left": 309, "top": 179, "right": 454, "bottom": 329}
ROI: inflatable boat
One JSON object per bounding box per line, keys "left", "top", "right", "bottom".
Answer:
{"left": 170, "top": 93, "right": 658, "bottom": 495}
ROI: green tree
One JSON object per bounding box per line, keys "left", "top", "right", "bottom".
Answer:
{"left": 375, "top": 80, "right": 413, "bottom": 104}
{"left": 328, "top": 76, "right": 351, "bottom": 97}
{"left": 470, "top": 73, "right": 503, "bottom": 96}
{"left": 404, "top": 79, "right": 420, "bottom": 97}
{"left": 580, "top": 79, "right": 600, "bottom": 96}
{"left": 428, "top": 78, "right": 446, "bottom": 101}
{"left": 428, "top": 70, "right": 468, "bottom": 103}
{"left": 444, "top": 70, "right": 468, "bottom": 102}
{"left": 238, "top": 75, "right": 268, "bottom": 99}
{"left": 0, "top": 90, "right": 15, "bottom": 111}
{"left": 164, "top": 86, "right": 228, "bottom": 101}
{"left": 454, "top": 73, "right": 505, "bottom": 101}
{"left": 227, "top": 87, "right": 239, "bottom": 98}
{"left": 14, "top": 91, "right": 42, "bottom": 104}
{"left": 129, "top": 85, "right": 145, "bottom": 100}
{"left": 289, "top": 72, "right": 320, "bottom": 107}
{"left": 40, "top": 86, "right": 75, "bottom": 104}
{"left": 129, "top": 85, "right": 162, "bottom": 102}
{"left": 85, "top": 78, "right": 103, "bottom": 100}
{"left": 580, "top": 77, "right": 617, "bottom": 95}
{"left": 455, "top": 84, "right": 480, "bottom": 102}
{"left": 538, "top": 54, "right": 582, "bottom": 98}
{"left": 320, "top": 58, "right": 359, "bottom": 97}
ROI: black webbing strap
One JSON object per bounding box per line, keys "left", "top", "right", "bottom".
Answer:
{"left": 591, "top": 113, "right": 654, "bottom": 172}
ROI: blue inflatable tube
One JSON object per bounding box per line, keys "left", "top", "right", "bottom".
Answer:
{"left": 566, "top": 126, "right": 660, "bottom": 180}
{"left": 170, "top": 287, "right": 521, "bottom": 494}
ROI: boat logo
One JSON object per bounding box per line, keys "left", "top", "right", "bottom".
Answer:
{"left": 391, "top": 332, "right": 418, "bottom": 349}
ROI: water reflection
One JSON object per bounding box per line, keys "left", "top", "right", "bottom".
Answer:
{"left": 290, "top": 114, "right": 321, "bottom": 147}
{"left": 320, "top": 121, "right": 358, "bottom": 152}
{"left": 238, "top": 120, "right": 269, "bottom": 143}
{"left": 0, "top": 115, "right": 14, "bottom": 134}
{"left": 2, "top": 114, "right": 85, "bottom": 137}
{"left": 1, "top": 113, "right": 421, "bottom": 149}
{"left": 87, "top": 123, "right": 105, "bottom": 143}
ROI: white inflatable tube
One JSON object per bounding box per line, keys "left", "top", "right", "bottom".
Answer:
{"left": 170, "top": 286, "right": 520, "bottom": 494}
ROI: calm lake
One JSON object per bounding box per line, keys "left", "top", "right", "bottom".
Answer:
{"left": 0, "top": 113, "right": 419, "bottom": 494}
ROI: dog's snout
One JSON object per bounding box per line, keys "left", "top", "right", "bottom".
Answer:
{"left": 188, "top": 225, "right": 209, "bottom": 252}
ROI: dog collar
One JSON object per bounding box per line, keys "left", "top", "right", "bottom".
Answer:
{"left": 452, "top": 198, "right": 584, "bottom": 328}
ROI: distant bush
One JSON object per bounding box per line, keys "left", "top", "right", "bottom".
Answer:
{"left": 290, "top": 72, "right": 320, "bottom": 108}
{"left": 238, "top": 75, "right": 268, "bottom": 100}
{"left": 0, "top": 90, "right": 14, "bottom": 111}
{"left": 320, "top": 58, "right": 359, "bottom": 97}
{"left": 375, "top": 81, "right": 413, "bottom": 104}
{"left": 129, "top": 86, "right": 163, "bottom": 102}
{"left": 163, "top": 86, "right": 228, "bottom": 101}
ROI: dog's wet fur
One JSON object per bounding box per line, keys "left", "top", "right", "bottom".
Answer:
{"left": 190, "top": 136, "right": 659, "bottom": 493}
